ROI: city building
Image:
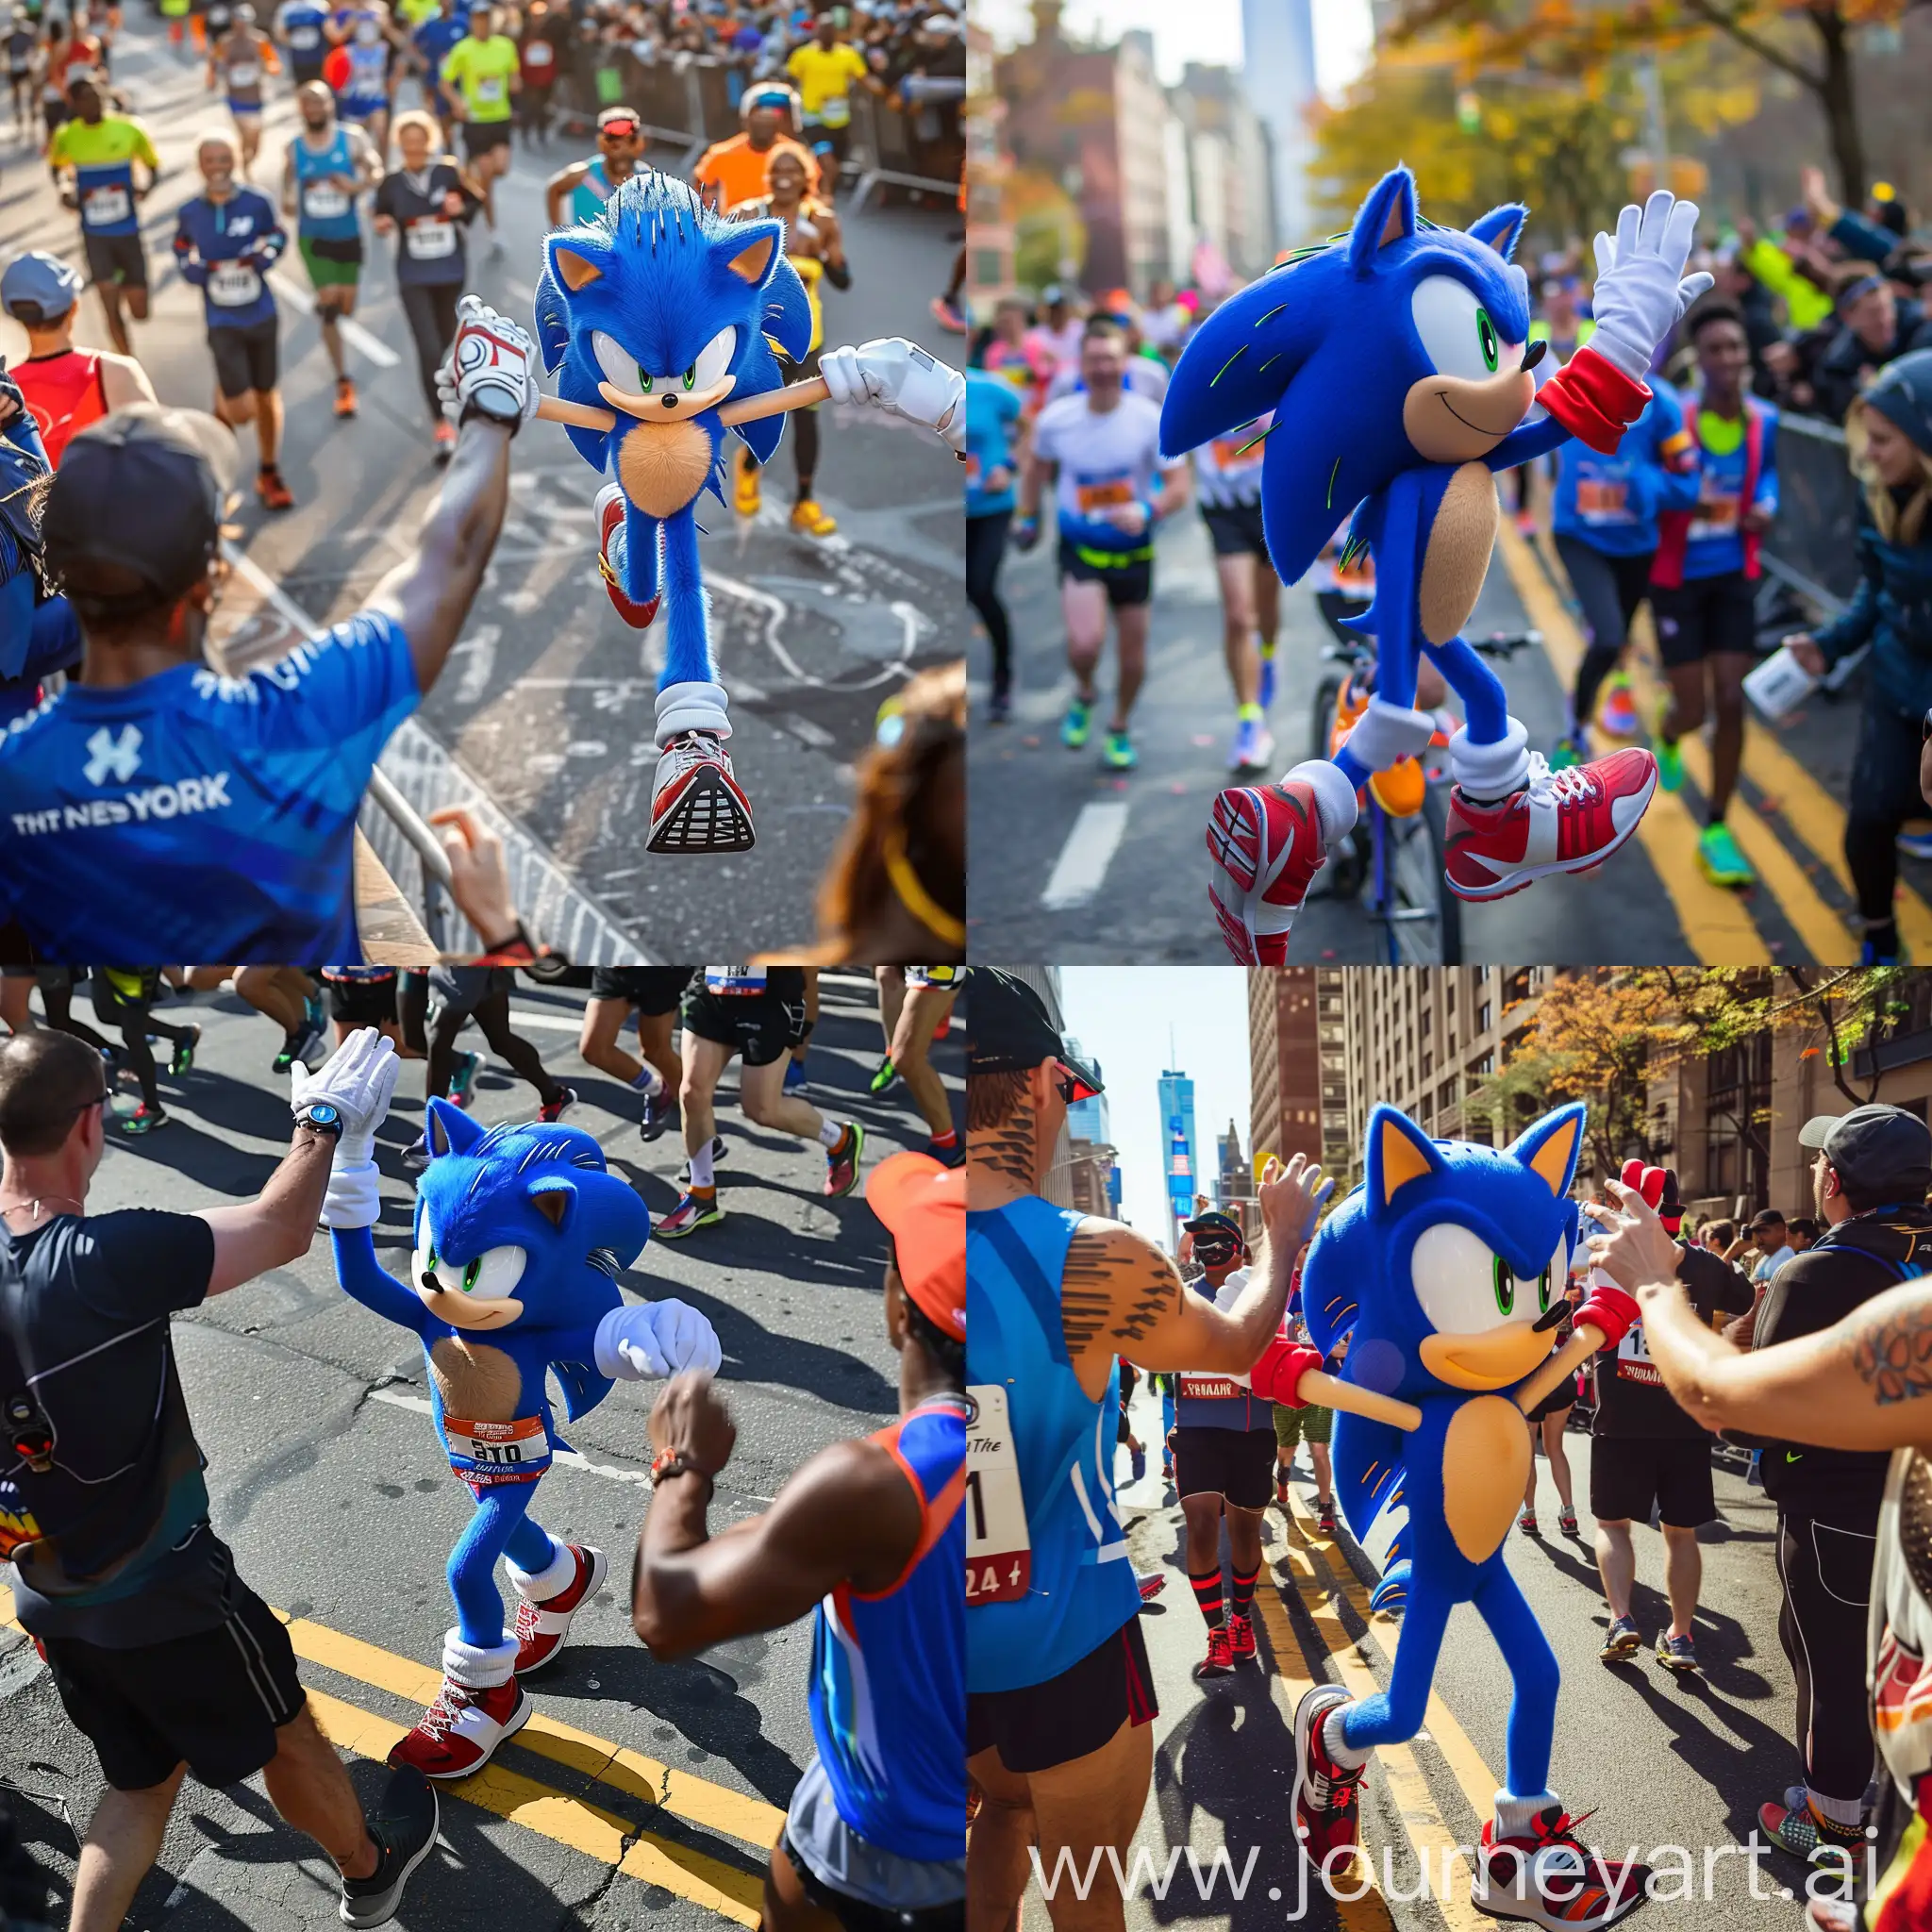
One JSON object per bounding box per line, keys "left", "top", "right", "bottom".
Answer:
{"left": 1214, "top": 1119, "right": 1253, "bottom": 1230}
{"left": 963, "top": 14, "right": 1017, "bottom": 319}
{"left": 1247, "top": 968, "right": 1324, "bottom": 1187}
{"left": 1167, "top": 64, "right": 1279, "bottom": 280}
{"left": 1062, "top": 1030, "right": 1121, "bottom": 1223}
{"left": 1239, "top": 0, "right": 1318, "bottom": 246}
{"left": 1158, "top": 1068, "right": 1199, "bottom": 1245}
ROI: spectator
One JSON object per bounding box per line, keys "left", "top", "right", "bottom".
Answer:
{"left": 1748, "top": 1208, "right": 1795, "bottom": 1283}
{"left": 1809, "top": 265, "right": 1932, "bottom": 425}
{"left": 1739, "top": 208, "right": 1837, "bottom": 337}
{"left": 1700, "top": 1216, "right": 1738, "bottom": 1257}
{"left": 1787, "top": 1215, "right": 1820, "bottom": 1252}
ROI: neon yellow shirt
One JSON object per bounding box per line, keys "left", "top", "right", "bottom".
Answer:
{"left": 441, "top": 34, "right": 517, "bottom": 122}
{"left": 786, "top": 41, "right": 867, "bottom": 125}
{"left": 393, "top": 0, "right": 438, "bottom": 24}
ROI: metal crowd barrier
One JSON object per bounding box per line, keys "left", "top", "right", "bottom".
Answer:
{"left": 1760, "top": 409, "right": 1861, "bottom": 617}
{"left": 849, "top": 89, "right": 962, "bottom": 211}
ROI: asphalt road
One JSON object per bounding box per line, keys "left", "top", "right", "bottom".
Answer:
{"left": 0, "top": 966, "right": 960, "bottom": 1930}
{"left": 2, "top": 21, "right": 965, "bottom": 964}
{"left": 966, "top": 489, "right": 1932, "bottom": 970}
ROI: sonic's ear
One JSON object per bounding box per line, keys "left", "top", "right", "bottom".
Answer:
{"left": 546, "top": 233, "right": 608, "bottom": 293}
{"left": 1347, "top": 165, "right": 1418, "bottom": 276}
{"left": 425, "top": 1096, "right": 485, "bottom": 1160}
{"left": 527, "top": 1184, "right": 573, "bottom": 1231}
{"left": 721, "top": 219, "right": 784, "bottom": 288}
{"left": 1467, "top": 203, "right": 1528, "bottom": 260}
{"left": 1509, "top": 1104, "right": 1587, "bottom": 1200}
{"left": 1365, "top": 1105, "right": 1441, "bottom": 1212}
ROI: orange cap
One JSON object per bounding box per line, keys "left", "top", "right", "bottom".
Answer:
{"left": 866, "top": 1152, "right": 964, "bottom": 1343}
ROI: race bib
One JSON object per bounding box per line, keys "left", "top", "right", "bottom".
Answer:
{"left": 818, "top": 92, "right": 851, "bottom": 127}
{"left": 81, "top": 183, "right": 131, "bottom": 227}
{"left": 444, "top": 1411, "right": 551, "bottom": 1487}
{"left": 227, "top": 58, "right": 260, "bottom": 85}
{"left": 704, "top": 967, "right": 767, "bottom": 996}
{"left": 1208, "top": 435, "right": 1257, "bottom": 472}
{"left": 475, "top": 73, "right": 505, "bottom": 102}
{"left": 1575, "top": 478, "right": 1628, "bottom": 520}
{"left": 1687, "top": 484, "right": 1740, "bottom": 542}
{"left": 1615, "top": 1319, "right": 1661, "bottom": 1386}
{"left": 965, "top": 1383, "right": 1030, "bottom": 1606}
{"left": 1178, "top": 1374, "right": 1241, "bottom": 1399}
{"left": 304, "top": 182, "right": 350, "bottom": 219}
{"left": 290, "top": 24, "right": 320, "bottom": 45}
{"left": 208, "top": 261, "right": 262, "bottom": 307}
{"left": 963, "top": 452, "right": 982, "bottom": 488}
{"left": 524, "top": 39, "right": 551, "bottom": 63}
{"left": 1074, "top": 477, "right": 1133, "bottom": 514}
{"left": 405, "top": 217, "right": 456, "bottom": 259}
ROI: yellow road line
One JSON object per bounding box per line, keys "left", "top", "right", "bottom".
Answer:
{"left": 1496, "top": 524, "right": 1771, "bottom": 964}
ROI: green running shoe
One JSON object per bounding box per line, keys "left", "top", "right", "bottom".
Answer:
{"left": 868, "top": 1056, "right": 897, "bottom": 1095}
{"left": 1699, "top": 821, "right": 1755, "bottom": 888}
{"left": 170, "top": 1024, "right": 200, "bottom": 1077}
{"left": 1655, "top": 736, "right": 1684, "bottom": 793}
{"left": 1060, "top": 697, "right": 1091, "bottom": 750}
{"left": 1102, "top": 730, "right": 1138, "bottom": 772}
{"left": 1549, "top": 733, "right": 1587, "bottom": 772}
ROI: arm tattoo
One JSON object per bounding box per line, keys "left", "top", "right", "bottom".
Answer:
{"left": 1850, "top": 1303, "right": 1932, "bottom": 1406}
{"left": 1062, "top": 1230, "right": 1182, "bottom": 1355}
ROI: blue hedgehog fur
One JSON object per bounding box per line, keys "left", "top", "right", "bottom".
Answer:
{"left": 533, "top": 170, "right": 811, "bottom": 717}
{"left": 1162, "top": 164, "right": 1605, "bottom": 786}
{"left": 331, "top": 1099, "right": 652, "bottom": 1660}
{"left": 1298, "top": 1100, "right": 1585, "bottom": 1807}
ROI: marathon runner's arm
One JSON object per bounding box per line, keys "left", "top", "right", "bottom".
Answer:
{"left": 195, "top": 1123, "right": 335, "bottom": 1297}
{"left": 1152, "top": 455, "right": 1190, "bottom": 522}
{"left": 542, "top": 157, "right": 589, "bottom": 228}
{"left": 280, "top": 136, "right": 298, "bottom": 218}
{"left": 98, "top": 352, "right": 155, "bottom": 412}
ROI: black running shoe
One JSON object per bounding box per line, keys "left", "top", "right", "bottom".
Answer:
{"left": 338, "top": 1767, "right": 439, "bottom": 1928}
{"left": 170, "top": 1024, "right": 201, "bottom": 1077}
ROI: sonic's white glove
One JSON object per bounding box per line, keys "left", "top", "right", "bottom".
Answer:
{"left": 437, "top": 294, "right": 541, "bottom": 430}
{"left": 594, "top": 1299, "right": 724, "bottom": 1380}
{"left": 1587, "top": 191, "right": 1715, "bottom": 383}
{"left": 292, "top": 1027, "right": 401, "bottom": 1230}
{"left": 821, "top": 338, "right": 966, "bottom": 456}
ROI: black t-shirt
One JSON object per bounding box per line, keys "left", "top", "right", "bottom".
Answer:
{"left": 1, "top": 1208, "right": 225, "bottom": 1646}
{"left": 1591, "top": 1241, "right": 1755, "bottom": 1440}
{"left": 373, "top": 160, "right": 479, "bottom": 288}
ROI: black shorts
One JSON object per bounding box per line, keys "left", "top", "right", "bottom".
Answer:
{"left": 807, "top": 119, "right": 850, "bottom": 165}
{"left": 460, "top": 118, "right": 511, "bottom": 158}
{"left": 1590, "top": 1434, "right": 1717, "bottom": 1529}
{"left": 1526, "top": 1373, "right": 1578, "bottom": 1423}
{"left": 82, "top": 230, "right": 146, "bottom": 291}
{"left": 1201, "top": 501, "right": 1268, "bottom": 560}
{"left": 42, "top": 97, "right": 67, "bottom": 134}
{"left": 779, "top": 1835, "right": 962, "bottom": 1932}
{"left": 40, "top": 1579, "right": 306, "bottom": 1790}
{"left": 1649, "top": 571, "right": 1757, "bottom": 668}
{"left": 681, "top": 987, "right": 808, "bottom": 1067}
{"left": 1057, "top": 535, "right": 1151, "bottom": 608}
{"left": 209, "top": 317, "right": 278, "bottom": 399}
{"left": 1173, "top": 1424, "right": 1276, "bottom": 1510}
{"left": 289, "top": 55, "right": 326, "bottom": 86}
{"left": 966, "top": 1616, "right": 1156, "bottom": 1775}
{"left": 589, "top": 966, "right": 693, "bottom": 1014}
{"left": 325, "top": 973, "right": 398, "bottom": 1025}
{"left": 777, "top": 347, "right": 824, "bottom": 396}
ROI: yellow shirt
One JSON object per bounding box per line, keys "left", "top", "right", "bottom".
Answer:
{"left": 785, "top": 40, "right": 868, "bottom": 125}
{"left": 441, "top": 34, "right": 517, "bottom": 122}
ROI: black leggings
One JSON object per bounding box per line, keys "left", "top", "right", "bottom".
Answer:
{"left": 1555, "top": 534, "right": 1655, "bottom": 729}
{"left": 399, "top": 279, "right": 462, "bottom": 422}
{"left": 92, "top": 977, "right": 193, "bottom": 1114}
{"left": 1844, "top": 696, "right": 1927, "bottom": 953}
{"left": 427, "top": 987, "right": 560, "bottom": 1105}
{"left": 39, "top": 974, "right": 112, "bottom": 1057}
{"left": 749, "top": 407, "right": 819, "bottom": 494}
{"left": 1775, "top": 1507, "right": 1878, "bottom": 1805}
{"left": 967, "top": 508, "right": 1011, "bottom": 696}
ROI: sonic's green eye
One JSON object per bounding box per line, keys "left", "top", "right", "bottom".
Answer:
{"left": 1492, "top": 1255, "right": 1514, "bottom": 1317}
{"left": 463, "top": 1257, "right": 483, "bottom": 1292}
{"left": 425, "top": 1244, "right": 438, "bottom": 1274}
{"left": 1476, "top": 306, "right": 1499, "bottom": 373}
{"left": 683, "top": 365, "right": 696, "bottom": 390}
{"left": 1538, "top": 1267, "right": 1554, "bottom": 1314}
{"left": 639, "top": 369, "right": 653, "bottom": 391}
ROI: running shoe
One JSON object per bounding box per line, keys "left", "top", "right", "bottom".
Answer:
{"left": 1549, "top": 732, "right": 1589, "bottom": 772}
{"left": 1557, "top": 1507, "right": 1578, "bottom": 1537}
{"left": 1599, "top": 1615, "right": 1641, "bottom": 1663}
{"left": 256, "top": 464, "right": 293, "bottom": 510}
{"left": 926, "top": 1137, "right": 964, "bottom": 1168}
{"left": 169, "top": 1024, "right": 200, "bottom": 1077}
{"left": 305, "top": 987, "right": 324, "bottom": 1033}
{"left": 1257, "top": 640, "right": 1277, "bottom": 712}
{"left": 1291, "top": 1685, "right": 1364, "bottom": 1866}
{"left": 1758, "top": 1797, "right": 1866, "bottom": 1866}
{"left": 790, "top": 499, "right": 838, "bottom": 537}
{"left": 675, "top": 1138, "right": 726, "bottom": 1187}
{"left": 1898, "top": 828, "right": 1932, "bottom": 860}
{"left": 337, "top": 1767, "right": 439, "bottom": 1930}
{"left": 1275, "top": 1473, "right": 1291, "bottom": 1511}
{"left": 1228, "top": 709, "right": 1274, "bottom": 774}
{"left": 1317, "top": 1502, "right": 1338, "bottom": 1536}
{"left": 538, "top": 1087, "right": 576, "bottom": 1124}
{"left": 118, "top": 1104, "right": 169, "bottom": 1136}
{"left": 334, "top": 375, "right": 358, "bottom": 419}
{"left": 1101, "top": 729, "right": 1137, "bottom": 772}
{"left": 639, "top": 1087, "right": 676, "bottom": 1142}
{"left": 511, "top": 1542, "right": 607, "bottom": 1675}
{"left": 402, "top": 1140, "right": 431, "bottom": 1174}
{"left": 1194, "top": 1624, "right": 1234, "bottom": 1680}
{"left": 929, "top": 292, "right": 968, "bottom": 334}
{"left": 1697, "top": 822, "right": 1755, "bottom": 888}
{"left": 783, "top": 1058, "right": 808, "bottom": 1095}
{"left": 988, "top": 686, "right": 1011, "bottom": 724}
{"left": 389, "top": 1674, "right": 529, "bottom": 1781}
{"left": 824, "top": 1121, "right": 864, "bottom": 1197}
{"left": 1654, "top": 733, "right": 1683, "bottom": 793}
{"left": 868, "top": 1056, "right": 897, "bottom": 1095}
{"left": 649, "top": 732, "right": 755, "bottom": 853}
{"left": 594, "top": 482, "right": 661, "bottom": 629}
{"left": 1598, "top": 674, "right": 1639, "bottom": 737}
{"left": 1443, "top": 747, "right": 1657, "bottom": 902}
{"left": 274, "top": 1019, "right": 324, "bottom": 1074}
{"left": 1136, "top": 1569, "right": 1166, "bottom": 1603}
{"left": 1861, "top": 940, "right": 1907, "bottom": 966}
{"left": 1207, "top": 762, "right": 1354, "bottom": 966}
{"left": 449, "top": 1050, "right": 480, "bottom": 1110}
{"left": 1060, "top": 696, "right": 1091, "bottom": 751}
{"left": 433, "top": 418, "right": 457, "bottom": 460}
{"left": 1655, "top": 1632, "right": 1698, "bottom": 1674}
{"left": 732, "top": 443, "right": 761, "bottom": 517}
{"left": 1471, "top": 1804, "right": 1651, "bottom": 1928}
{"left": 1519, "top": 1507, "right": 1539, "bottom": 1536}
{"left": 1227, "top": 1612, "right": 1257, "bottom": 1662}
{"left": 657, "top": 1191, "right": 724, "bottom": 1239}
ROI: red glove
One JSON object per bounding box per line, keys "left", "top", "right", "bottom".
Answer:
{"left": 1251, "top": 1335, "right": 1324, "bottom": 1407}
{"left": 1574, "top": 1282, "right": 1640, "bottom": 1350}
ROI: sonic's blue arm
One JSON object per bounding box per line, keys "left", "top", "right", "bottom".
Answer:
{"left": 330, "top": 1226, "right": 432, "bottom": 1335}
{"left": 1485, "top": 412, "right": 1574, "bottom": 471}
{"left": 547, "top": 1322, "right": 615, "bottom": 1424}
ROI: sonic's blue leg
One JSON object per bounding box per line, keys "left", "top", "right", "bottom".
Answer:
{"left": 651, "top": 505, "right": 731, "bottom": 750}
{"left": 1468, "top": 1562, "right": 1559, "bottom": 1801}
{"left": 1335, "top": 1578, "right": 1452, "bottom": 1756}
{"left": 1330, "top": 476, "right": 1433, "bottom": 790}
{"left": 617, "top": 502, "right": 662, "bottom": 611}
{"left": 1423, "top": 637, "right": 1509, "bottom": 743}
{"left": 447, "top": 1484, "right": 537, "bottom": 1653}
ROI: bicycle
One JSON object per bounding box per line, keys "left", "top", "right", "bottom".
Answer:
{"left": 1305, "top": 622, "right": 1541, "bottom": 966}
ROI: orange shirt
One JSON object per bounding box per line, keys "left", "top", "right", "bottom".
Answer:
{"left": 691, "top": 132, "right": 819, "bottom": 213}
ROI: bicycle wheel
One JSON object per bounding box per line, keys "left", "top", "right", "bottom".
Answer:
{"left": 1310, "top": 672, "right": 1344, "bottom": 765}
{"left": 1383, "top": 788, "right": 1460, "bottom": 965}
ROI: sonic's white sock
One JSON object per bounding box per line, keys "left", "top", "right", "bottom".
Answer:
{"left": 1322, "top": 1707, "right": 1371, "bottom": 1771}
{"left": 1491, "top": 1788, "right": 1559, "bottom": 1842}
{"left": 506, "top": 1536, "right": 575, "bottom": 1603}
{"left": 442, "top": 1629, "right": 519, "bottom": 1690}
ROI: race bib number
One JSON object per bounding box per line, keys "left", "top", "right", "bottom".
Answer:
{"left": 965, "top": 1383, "right": 1030, "bottom": 1606}
{"left": 524, "top": 39, "right": 552, "bottom": 63}
{"left": 304, "top": 182, "right": 350, "bottom": 220}
{"left": 444, "top": 1412, "right": 551, "bottom": 1486}
{"left": 963, "top": 452, "right": 982, "bottom": 488}
{"left": 405, "top": 217, "right": 456, "bottom": 259}
{"left": 1615, "top": 1319, "right": 1661, "bottom": 1386}
{"left": 1178, "top": 1375, "right": 1241, "bottom": 1399}
{"left": 81, "top": 183, "right": 130, "bottom": 227}
{"left": 1074, "top": 476, "right": 1133, "bottom": 515}
{"left": 227, "top": 58, "right": 260, "bottom": 85}
{"left": 705, "top": 967, "right": 767, "bottom": 996}
{"left": 475, "top": 73, "right": 505, "bottom": 102}
{"left": 208, "top": 261, "right": 262, "bottom": 307}
{"left": 1575, "top": 478, "right": 1628, "bottom": 520}
{"left": 818, "top": 93, "right": 851, "bottom": 127}
{"left": 290, "top": 24, "right": 320, "bottom": 45}
{"left": 1688, "top": 484, "right": 1740, "bottom": 542}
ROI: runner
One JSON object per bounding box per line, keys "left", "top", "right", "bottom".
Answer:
{"left": 1, "top": 250, "right": 154, "bottom": 465}
{"left": 406, "top": 964, "right": 575, "bottom": 1167}
{"left": 371, "top": 108, "right": 481, "bottom": 459}
{"left": 784, "top": 12, "right": 874, "bottom": 196}
{"left": 173, "top": 131, "right": 294, "bottom": 510}
{"left": 1648, "top": 300, "right": 1780, "bottom": 889}
{"left": 325, "top": 0, "right": 395, "bottom": 161}
{"left": 406, "top": 0, "right": 463, "bottom": 144}
{"left": 5, "top": 8, "right": 33, "bottom": 135}
{"left": 90, "top": 967, "right": 200, "bottom": 1136}
{"left": 891, "top": 966, "right": 961, "bottom": 1164}
{"left": 273, "top": 0, "right": 328, "bottom": 85}
{"left": 46, "top": 72, "right": 158, "bottom": 356}
{"left": 512, "top": 0, "right": 558, "bottom": 146}
{"left": 728, "top": 144, "right": 846, "bottom": 537}
{"left": 1519, "top": 1277, "right": 1580, "bottom": 1538}
{"left": 630, "top": 1151, "right": 966, "bottom": 1932}
{"left": 540, "top": 99, "right": 641, "bottom": 227}
{"left": 1191, "top": 401, "right": 1275, "bottom": 774}
{"left": 1014, "top": 316, "right": 1189, "bottom": 773}
{"left": 965, "top": 357, "right": 1022, "bottom": 722}
{"left": 656, "top": 967, "right": 863, "bottom": 1240}
{"left": 576, "top": 966, "right": 690, "bottom": 1142}
{"left": 319, "top": 964, "right": 402, "bottom": 1047}
{"left": 438, "top": 3, "right": 515, "bottom": 249}
{"left": 207, "top": 2, "right": 275, "bottom": 177}
{"left": 283, "top": 79, "right": 379, "bottom": 419}
{"left": 1171, "top": 1208, "right": 1277, "bottom": 1679}
{"left": 691, "top": 80, "right": 819, "bottom": 217}
{"left": 175, "top": 965, "right": 325, "bottom": 1069}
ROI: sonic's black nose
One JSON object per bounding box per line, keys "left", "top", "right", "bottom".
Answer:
{"left": 661, "top": 394, "right": 678, "bottom": 409}
{"left": 1533, "top": 1297, "right": 1569, "bottom": 1333}
{"left": 1523, "top": 339, "right": 1548, "bottom": 373}
{"left": 421, "top": 1268, "right": 441, "bottom": 1293}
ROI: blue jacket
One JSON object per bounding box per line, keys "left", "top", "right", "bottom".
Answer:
{"left": 1815, "top": 489, "right": 1932, "bottom": 720}
{"left": 1550, "top": 380, "right": 1700, "bottom": 557}
{"left": 173, "top": 189, "right": 286, "bottom": 330}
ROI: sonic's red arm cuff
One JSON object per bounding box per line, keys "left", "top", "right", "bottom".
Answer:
{"left": 1536, "top": 346, "right": 1652, "bottom": 455}
{"left": 1251, "top": 1336, "right": 1324, "bottom": 1407}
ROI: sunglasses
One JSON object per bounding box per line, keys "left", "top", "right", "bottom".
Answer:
{"left": 1052, "top": 1060, "right": 1099, "bottom": 1106}
{"left": 599, "top": 120, "right": 639, "bottom": 139}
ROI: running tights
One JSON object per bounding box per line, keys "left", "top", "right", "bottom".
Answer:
{"left": 1554, "top": 535, "right": 1655, "bottom": 733}
{"left": 1775, "top": 1507, "right": 1879, "bottom": 1805}
{"left": 428, "top": 987, "right": 560, "bottom": 1106}
{"left": 400, "top": 280, "right": 462, "bottom": 422}
{"left": 1844, "top": 697, "right": 1927, "bottom": 958}
{"left": 967, "top": 509, "right": 1011, "bottom": 698}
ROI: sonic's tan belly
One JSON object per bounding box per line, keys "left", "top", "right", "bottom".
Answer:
{"left": 1419, "top": 460, "right": 1499, "bottom": 645}
{"left": 1442, "top": 1394, "right": 1530, "bottom": 1563}
{"left": 429, "top": 1336, "right": 522, "bottom": 1422}
{"left": 617, "top": 419, "right": 714, "bottom": 519}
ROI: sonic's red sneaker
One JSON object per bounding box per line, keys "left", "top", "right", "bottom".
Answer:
{"left": 388, "top": 1675, "right": 530, "bottom": 1781}
{"left": 512, "top": 1543, "right": 608, "bottom": 1675}
{"left": 1206, "top": 761, "right": 1357, "bottom": 965}
{"left": 1444, "top": 746, "right": 1656, "bottom": 902}
{"left": 1472, "top": 1805, "right": 1652, "bottom": 1926}
{"left": 1291, "top": 1685, "right": 1365, "bottom": 1869}
{"left": 596, "top": 483, "right": 660, "bottom": 630}
{"left": 650, "top": 732, "right": 755, "bottom": 853}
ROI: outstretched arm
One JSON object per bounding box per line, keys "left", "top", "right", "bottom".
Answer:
{"left": 330, "top": 1224, "right": 432, "bottom": 1333}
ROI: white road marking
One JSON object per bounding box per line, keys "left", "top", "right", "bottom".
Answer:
{"left": 449, "top": 625, "right": 500, "bottom": 706}
{"left": 267, "top": 270, "right": 402, "bottom": 368}
{"left": 1041, "top": 800, "right": 1130, "bottom": 910}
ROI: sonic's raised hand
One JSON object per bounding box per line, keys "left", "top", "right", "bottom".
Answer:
{"left": 821, "top": 338, "right": 967, "bottom": 456}
{"left": 595, "top": 1299, "right": 724, "bottom": 1380}
{"left": 1587, "top": 190, "right": 1715, "bottom": 382}
{"left": 292, "top": 1026, "right": 402, "bottom": 1229}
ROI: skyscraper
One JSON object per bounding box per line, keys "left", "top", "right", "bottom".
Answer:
{"left": 1239, "top": 0, "right": 1318, "bottom": 246}
{"left": 1158, "top": 1068, "right": 1199, "bottom": 1246}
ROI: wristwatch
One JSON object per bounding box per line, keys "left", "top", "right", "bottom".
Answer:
{"left": 294, "top": 1101, "right": 344, "bottom": 1141}
{"left": 650, "top": 1447, "right": 711, "bottom": 1488}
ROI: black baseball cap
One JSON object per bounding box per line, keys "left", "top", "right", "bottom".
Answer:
{"left": 1184, "top": 1209, "right": 1242, "bottom": 1241}
{"left": 967, "top": 970, "right": 1103, "bottom": 1099}
{"left": 1798, "top": 1105, "right": 1932, "bottom": 1200}
{"left": 1748, "top": 1208, "right": 1787, "bottom": 1231}
{"left": 42, "top": 407, "right": 239, "bottom": 607}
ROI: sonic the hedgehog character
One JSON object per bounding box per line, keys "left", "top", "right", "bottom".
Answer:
{"left": 1161, "top": 169, "right": 1713, "bottom": 963}
{"left": 531, "top": 171, "right": 965, "bottom": 855}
